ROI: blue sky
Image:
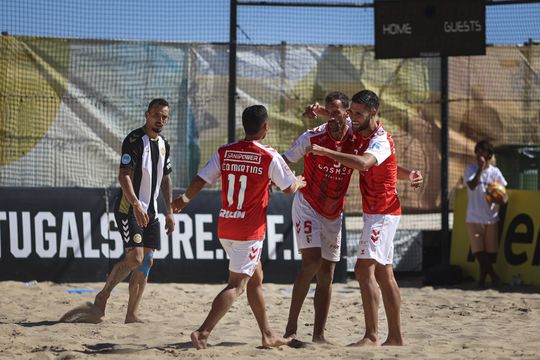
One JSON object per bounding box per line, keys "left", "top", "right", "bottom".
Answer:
{"left": 2, "top": 0, "right": 539, "bottom": 45}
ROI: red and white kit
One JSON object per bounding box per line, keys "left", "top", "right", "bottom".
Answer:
{"left": 198, "top": 140, "right": 296, "bottom": 275}
{"left": 284, "top": 123, "right": 360, "bottom": 261}
{"left": 356, "top": 122, "right": 401, "bottom": 265}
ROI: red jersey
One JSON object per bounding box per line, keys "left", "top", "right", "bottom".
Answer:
{"left": 198, "top": 140, "right": 296, "bottom": 240}
{"left": 356, "top": 122, "right": 401, "bottom": 215}
{"left": 284, "top": 123, "right": 360, "bottom": 219}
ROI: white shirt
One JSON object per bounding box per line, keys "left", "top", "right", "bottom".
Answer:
{"left": 464, "top": 164, "right": 507, "bottom": 224}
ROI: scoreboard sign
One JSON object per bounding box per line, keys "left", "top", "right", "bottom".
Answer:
{"left": 375, "top": 0, "right": 485, "bottom": 59}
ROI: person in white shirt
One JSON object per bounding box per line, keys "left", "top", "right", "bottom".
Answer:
{"left": 464, "top": 140, "right": 508, "bottom": 288}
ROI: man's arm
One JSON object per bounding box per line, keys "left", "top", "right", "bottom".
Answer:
{"left": 161, "top": 175, "right": 173, "bottom": 214}
{"left": 282, "top": 175, "right": 306, "bottom": 195}
{"left": 467, "top": 155, "right": 488, "bottom": 190}
{"left": 397, "top": 166, "right": 423, "bottom": 189}
{"left": 309, "top": 144, "right": 377, "bottom": 171}
{"left": 160, "top": 175, "right": 175, "bottom": 235}
{"left": 118, "top": 167, "right": 149, "bottom": 228}
{"left": 172, "top": 176, "right": 208, "bottom": 213}
{"left": 467, "top": 169, "right": 483, "bottom": 190}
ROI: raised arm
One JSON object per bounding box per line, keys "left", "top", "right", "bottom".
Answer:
{"left": 467, "top": 156, "right": 487, "bottom": 190}
{"left": 309, "top": 144, "right": 377, "bottom": 171}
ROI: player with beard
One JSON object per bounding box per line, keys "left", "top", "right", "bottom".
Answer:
{"left": 93, "top": 98, "right": 175, "bottom": 323}
{"left": 310, "top": 90, "right": 422, "bottom": 346}
{"left": 282, "top": 92, "right": 361, "bottom": 343}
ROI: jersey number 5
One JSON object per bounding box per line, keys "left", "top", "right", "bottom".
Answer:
{"left": 227, "top": 174, "right": 247, "bottom": 209}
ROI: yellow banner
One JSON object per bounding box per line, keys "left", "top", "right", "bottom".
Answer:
{"left": 451, "top": 188, "right": 540, "bottom": 285}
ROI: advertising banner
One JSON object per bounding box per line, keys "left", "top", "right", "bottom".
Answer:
{"left": 450, "top": 188, "right": 540, "bottom": 285}
{"left": 0, "top": 188, "right": 347, "bottom": 283}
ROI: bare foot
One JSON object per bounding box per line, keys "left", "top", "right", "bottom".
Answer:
{"left": 125, "top": 314, "right": 144, "bottom": 324}
{"left": 283, "top": 326, "right": 297, "bottom": 339}
{"left": 382, "top": 337, "right": 404, "bottom": 346}
{"left": 348, "top": 337, "right": 379, "bottom": 347}
{"left": 191, "top": 330, "right": 209, "bottom": 350}
{"left": 312, "top": 336, "right": 334, "bottom": 345}
{"left": 93, "top": 291, "right": 109, "bottom": 315}
{"left": 262, "top": 333, "right": 292, "bottom": 348}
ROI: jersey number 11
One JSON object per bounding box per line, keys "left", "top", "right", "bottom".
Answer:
{"left": 227, "top": 174, "right": 247, "bottom": 210}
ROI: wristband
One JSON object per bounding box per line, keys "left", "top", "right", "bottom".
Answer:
{"left": 181, "top": 193, "right": 190, "bottom": 203}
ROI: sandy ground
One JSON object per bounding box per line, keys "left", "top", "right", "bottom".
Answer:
{"left": 1, "top": 278, "right": 539, "bottom": 360}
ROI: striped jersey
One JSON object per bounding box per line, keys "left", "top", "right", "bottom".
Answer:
{"left": 198, "top": 140, "right": 296, "bottom": 241}
{"left": 115, "top": 127, "right": 172, "bottom": 218}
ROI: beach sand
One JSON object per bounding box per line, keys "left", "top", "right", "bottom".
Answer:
{"left": 1, "top": 279, "right": 539, "bottom": 359}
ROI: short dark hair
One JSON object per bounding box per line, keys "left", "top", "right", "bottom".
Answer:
{"left": 325, "top": 91, "right": 349, "bottom": 109}
{"left": 147, "top": 98, "right": 169, "bottom": 112}
{"left": 474, "top": 139, "right": 494, "bottom": 158}
{"left": 242, "top": 105, "right": 268, "bottom": 135}
{"left": 351, "top": 90, "right": 379, "bottom": 109}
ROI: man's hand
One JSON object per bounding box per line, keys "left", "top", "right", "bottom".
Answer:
{"left": 171, "top": 197, "right": 188, "bottom": 213}
{"left": 308, "top": 143, "right": 328, "bottom": 156}
{"left": 164, "top": 213, "right": 175, "bottom": 235}
{"left": 295, "top": 175, "right": 307, "bottom": 190}
{"left": 133, "top": 201, "right": 149, "bottom": 228}
{"left": 303, "top": 102, "right": 329, "bottom": 119}
{"left": 409, "top": 170, "right": 423, "bottom": 190}
{"left": 477, "top": 155, "right": 488, "bottom": 171}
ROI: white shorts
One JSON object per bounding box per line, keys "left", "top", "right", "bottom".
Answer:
{"left": 357, "top": 214, "right": 400, "bottom": 265}
{"left": 292, "top": 192, "right": 342, "bottom": 262}
{"left": 219, "top": 239, "right": 263, "bottom": 276}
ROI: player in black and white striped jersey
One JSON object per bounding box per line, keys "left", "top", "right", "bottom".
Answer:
{"left": 94, "top": 98, "right": 175, "bottom": 323}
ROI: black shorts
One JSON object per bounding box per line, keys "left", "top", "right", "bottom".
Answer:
{"left": 114, "top": 212, "right": 161, "bottom": 249}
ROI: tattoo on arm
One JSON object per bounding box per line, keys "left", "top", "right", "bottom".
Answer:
{"left": 161, "top": 175, "right": 173, "bottom": 213}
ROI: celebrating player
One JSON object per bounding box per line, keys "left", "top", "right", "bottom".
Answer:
{"left": 282, "top": 91, "right": 359, "bottom": 343}
{"left": 310, "top": 90, "right": 422, "bottom": 346}
{"left": 172, "top": 105, "right": 305, "bottom": 349}
{"left": 94, "top": 98, "right": 175, "bottom": 323}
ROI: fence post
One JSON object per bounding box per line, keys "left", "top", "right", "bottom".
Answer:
{"left": 441, "top": 55, "right": 450, "bottom": 266}
{"left": 228, "top": 0, "right": 238, "bottom": 144}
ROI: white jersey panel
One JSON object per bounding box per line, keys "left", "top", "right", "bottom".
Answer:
{"left": 198, "top": 151, "right": 221, "bottom": 185}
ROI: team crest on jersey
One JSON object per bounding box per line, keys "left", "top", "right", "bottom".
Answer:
{"left": 121, "top": 154, "right": 131, "bottom": 165}
{"left": 224, "top": 150, "right": 262, "bottom": 164}
{"left": 133, "top": 234, "right": 142, "bottom": 244}
{"left": 161, "top": 148, "right": 166, "bottom": 156}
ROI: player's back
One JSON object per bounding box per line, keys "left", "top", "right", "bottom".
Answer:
{"left": 217, "top": 140, "right": 283, "bottom": 240}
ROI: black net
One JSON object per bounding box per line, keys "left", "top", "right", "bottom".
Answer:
{"left": 1, "top": 1, "right": 539, "bottom": 268}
